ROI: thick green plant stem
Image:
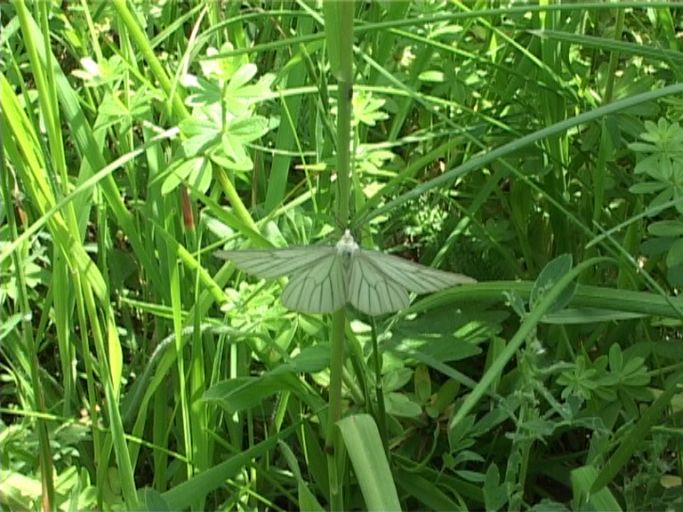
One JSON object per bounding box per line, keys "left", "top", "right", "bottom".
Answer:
{"left": 334, "top": 81, "right": 353, "bottom": 231}
{"left": 326, "top": 310, "right": 346, "bottom": 507}
{"left": 323, "top": 1, "right": 355, "bottom": 510}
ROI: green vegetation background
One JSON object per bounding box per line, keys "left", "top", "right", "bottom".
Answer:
{"left": 2, "top": 1, "right": 683, "bottom": 510}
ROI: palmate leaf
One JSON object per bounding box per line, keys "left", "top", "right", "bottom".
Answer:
{"left": 216, "top": 230, "right": 475, "bottom": 316}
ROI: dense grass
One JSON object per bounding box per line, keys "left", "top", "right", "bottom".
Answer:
{"left": 2, "top": 1, "right": 683, "bottom": 510}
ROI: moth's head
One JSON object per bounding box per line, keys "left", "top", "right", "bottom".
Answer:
{"left": 336, "top": 229, "right": 359, "bottom": 255}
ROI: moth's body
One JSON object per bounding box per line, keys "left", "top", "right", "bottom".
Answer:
{"left": 216, "top": 230, "right": 474, "bottom": 316}
{"left": 335, "top": 229, "right": 359, "bottom": 261}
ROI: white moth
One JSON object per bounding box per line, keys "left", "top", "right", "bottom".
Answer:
{"left": 216, "top": 230, "right": 475, "bottom": 316}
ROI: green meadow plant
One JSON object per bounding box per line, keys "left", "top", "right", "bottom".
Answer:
{"left": 3, "top": 1, "right": 683, "bottom": 511}
{"left": 629, "top": 119, "right": 683, "bottom": 284}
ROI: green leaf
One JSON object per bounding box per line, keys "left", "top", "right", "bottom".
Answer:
{"left": 383, "top": 367, "right": 413, "bottom": 393}
{"left": 337, "top": 414, "right": 401, "bottom": 511}
{"left": 666, "top": 238, "right": 683, "bottom": 268}
{"left": 162, "top": 157, "right": 211, "bottom": 195}
{"left": 185, "top": 75, "right": 222, "bottom": 107}
{"left": 218, "top": 132, "right": 252, "bottom": 170}
{"left": 270, "top": 345, "right": 331, "bottom": 375}
{"left": 389, "top": 308, "right": 484, "bottom": 364}
{"left": 179, "top": 118, "right": 221, "bottom": 155}
{"left": 199, "top": 43, "right": 244, "bottom": 81}
{"left": 395, "top": 470, "right": 464, "bottom": 511}
{"left": 530, "top": 254, "right": 577, "bottom": 314}
{"left": 414, "top": 364, "right": 432, "bottom": 404}
{"left": 529, "top": 500, "right": 571, "bottom": 511}
{"left": 384, "top": 392, "right": 422, "bottom": 418}
{"left": 483, "top": 464, "right": 507, "bottom": 512}
{"left": 228, "top": 115, "right": 274, "bottom": 142}
{"left": 629, "top": 181, "right": 667, "bottom": 194}
{"left": 667, "top": 264, "right": 683, "bottom": 287}
{"left": 541, "top": 308, "right": 644, "bottom": 324}
{"left": 608, "top": 344, "right": 623, "bottom": 372}
{"left": 418, "top": 70, "right": 445, "bottom": 82}
{"left": 504, "top": 291, "right": 527, "bottom": 318}
{"left": 226, "top": 63, "right": 258, "bottom": 92}
{"left": 136, "top": 488, "right": 170, "bottom": 511}
{"left": 647, "top": 220, "right": 683, "bottom": 237}
{"left": 572, "top": 465, "right": 622, "bottom": 511}
{"left": 591, "top": 372, "right": 683, "bottom": 493}
{"left": 202, "top": 375, "right": 295, "bottom": 414}
{"left": 278, "top": 442, "right": 324, "bottom": 512}
{"left": 163, "top": 424, "right": 300, "bottom": 509}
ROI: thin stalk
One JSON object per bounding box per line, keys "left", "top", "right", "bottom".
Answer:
{"left": 80, "top": 281, "right": 139, "bottom": 508}
{"left": 189, "top": 226, "right": 210, "bottom": 510}
{"left": 603, "top": 8, "right": 625, "bottom": 104}
{"left": 590, "top": 7, "right": 625, "bottom": 230}
{"left": 72, "top": 276, "right": 105, "bottom": 509}
{"left": 168, "top": 240, "right": 193, "bottom": 481}
{"left": 371, "top": 321, "right": 388, "bottom": 454}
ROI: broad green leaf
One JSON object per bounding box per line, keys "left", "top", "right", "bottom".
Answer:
{"left": 226, "top": 63, "right": 258, "bottom": 91}
{"left": 136, "top": 488, "right": 170, "bottom": 511}
{"left": 572, "top": 465, "right": 621, "bottom": 511}
{"left": 530, "top": 254, "right": 576, "bottom": 314}
{"left": 228, "top": 116, "right": 275, "bottom": 141}
{"left": 384, "top": 392, "right": 422, "bottom": 418}
{"left": 395, "top": 470, "right": 465, "bottom": 511}
{"left": 426, "top": 379, "right": 460, "bottom": 418}
{"left": 414, "top": 364, "right": 432, "bottom": 404}
{"left": 666, "top": 238, "right": 683, "bottom": 268}
{"left": 270, "top": 345, "right": 331, "bottom": 375}
{"left": 383, "top": 367, "right": 413, "bottom": 393}
{"left": 179, "top": 118, "right": 221, "bottom": 155}
{"left": 483, "top": 463, "right": 507, "bottom": 512}
{"left": 337, "top": 414, "right": 401, "bottom": 511}
{"left": 185, "top": 75, "right": 222, "bottom": 107}
{"left": 629, "top": 181, "right": 667, "bottom": 194}
{"left": 202, "top": 376, "right": 295, "bottom": 414}
{"left": 608, "top": 344, "right": 623, "bottom": 373}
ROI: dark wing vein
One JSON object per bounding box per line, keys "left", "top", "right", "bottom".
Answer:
{"left": 281, "top": 254, "right": 345, "bottom": 313}
{"left": 215, "top": 247, "right": 335, "bottom": 279}
{"left": 358, "top": 250, "right": 474, "bottom": 293}
{"left": 348, "top": 255, "right": 409, "bottom": 315}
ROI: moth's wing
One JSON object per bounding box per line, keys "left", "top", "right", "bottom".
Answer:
{"left": 348, "top": 253, "right": 410, "bottom": 315}
{"left": 357, "top": 249, "right": 475, "bottom": 294}
{"left": 281, "top": 253, "right": 347, "bottom": 313}
{"left": 215, "top": 247, "right": 335, "bottom": 279}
